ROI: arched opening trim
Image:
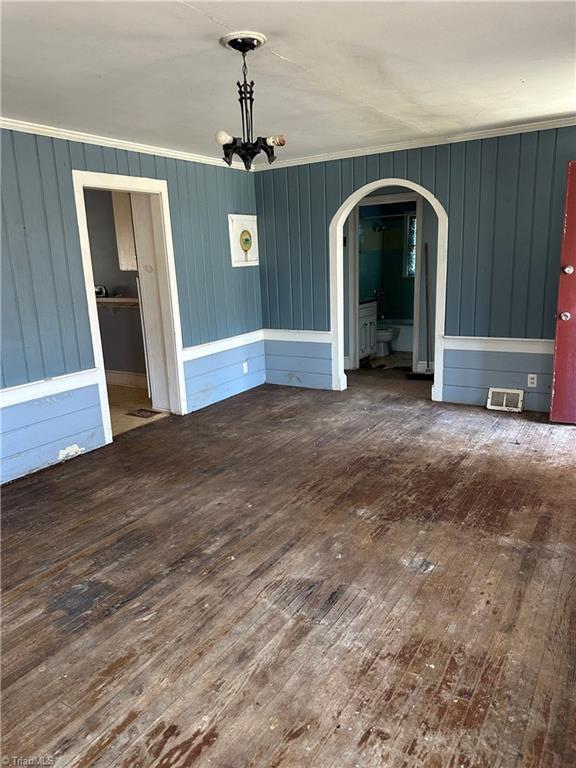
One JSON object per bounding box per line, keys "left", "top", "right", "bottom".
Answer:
{"left": 328, "top": 178, "right": 448, "bottom": 402}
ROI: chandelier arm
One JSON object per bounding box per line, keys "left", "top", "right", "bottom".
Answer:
{"left": 238, "top": 80, "right": 247, "bottom": 143}
{"left": 245, "top": 55, "right": 254, "bottom": 143}
{"left": 248, "top": 83, "right": 254, "bottom": 143}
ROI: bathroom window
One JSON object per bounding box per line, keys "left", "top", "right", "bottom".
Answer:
{"left": 404, "top": 215, "right": 417, "bottom": 278}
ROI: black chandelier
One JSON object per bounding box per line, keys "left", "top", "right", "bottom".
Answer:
{"left": 216, "top": 32, "right": 285, "bottom": 171}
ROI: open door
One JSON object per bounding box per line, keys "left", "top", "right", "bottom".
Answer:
{"left": 130, "top": 192, "right": 172, "bottom": 412}
{"left": 550, "top": 160, "right": 576, "bottom": 424}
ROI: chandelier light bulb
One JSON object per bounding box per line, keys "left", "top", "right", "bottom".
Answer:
{"left": 266, "top": 135, "right": 286, "bottom": 147}
{"left": 215, "top": 130, "right": 233, "bottom": 146}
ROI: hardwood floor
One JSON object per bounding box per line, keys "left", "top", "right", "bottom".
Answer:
{"left": 2, "top": 370, "right": 575, "bottom": 768}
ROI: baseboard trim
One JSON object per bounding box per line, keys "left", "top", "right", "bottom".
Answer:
{"left": 414, "top": 361, "right": 435, "bottom": 373}
{"left": 105, "top": 370, "right": 148, "bottom": 388}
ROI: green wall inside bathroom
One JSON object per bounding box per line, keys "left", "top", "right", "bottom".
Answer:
{"left": 359, "top": 205, "right": 414, "bottom": 320}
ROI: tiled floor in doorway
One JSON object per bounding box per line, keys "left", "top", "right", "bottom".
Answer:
{"left": 107, "top": 384, "right": 168, "bottom": 436}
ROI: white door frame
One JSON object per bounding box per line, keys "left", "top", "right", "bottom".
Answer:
{"left": 329, "top": 178, "right": 448, "bottom": 402}
{"left": 347, "top": 192, "right": 423, "bottom": 372}
{"left": 72, "top": 170, "right": 187, "bottom": 444}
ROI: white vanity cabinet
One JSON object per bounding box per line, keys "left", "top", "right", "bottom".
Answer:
{"left": 358, "top": 301, "right": 377, "bottom": 360}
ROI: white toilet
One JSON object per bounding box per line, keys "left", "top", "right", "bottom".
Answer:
{"left": 376, "top": 327, "right": 398, "bottom": 357}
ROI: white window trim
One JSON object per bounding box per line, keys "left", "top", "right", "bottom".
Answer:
{"left": 403, "top": 212, "right": 418, "bottom": 279}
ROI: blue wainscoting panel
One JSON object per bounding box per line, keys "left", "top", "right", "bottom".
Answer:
{"left": 443, "top": 349, "right": 553, "bottom": 413}
{"left": 265, "top": 341, "right": 332, "bottom": 389}
{"left": 1, "top": 384, "right": 105, "bottom": 483}
{"left": 184, "top": 342, "right": 266, "bottom": 412}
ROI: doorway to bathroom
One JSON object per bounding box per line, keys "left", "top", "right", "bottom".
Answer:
{"left": 344, "top": 190, "right": 437, "bottom": 386}
{"left": 73, "top": 171, "right": 186, "bottom": 444}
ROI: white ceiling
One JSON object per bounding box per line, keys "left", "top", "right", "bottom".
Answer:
{"left": 2, "top": 1, "right": 575, "bottom": 165}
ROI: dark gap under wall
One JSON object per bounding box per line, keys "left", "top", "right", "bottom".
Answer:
{"left": 84, "top": 189, "right": 146, "bottom": 375}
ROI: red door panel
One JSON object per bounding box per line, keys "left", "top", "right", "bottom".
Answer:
{"left": 550, "top": 160, "right": 576, "bottom": 424}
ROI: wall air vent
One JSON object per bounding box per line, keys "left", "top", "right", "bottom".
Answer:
{"left": 486, "top": 387, "right": 524, "bottom": 413}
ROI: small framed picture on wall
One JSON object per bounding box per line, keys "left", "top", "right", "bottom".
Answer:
{"left": 228, "top": 214, "right": 259, "bottom": 267}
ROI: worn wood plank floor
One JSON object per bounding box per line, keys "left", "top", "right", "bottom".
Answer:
{"left": 2, "top": 370, "right": 575, "bottom": 768}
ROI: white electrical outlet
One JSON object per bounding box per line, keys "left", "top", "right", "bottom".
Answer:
{"left": 527, "top": 373, "right": 537, "bottom": 388}
{"left": 242, "top": 361, "right": 249, "bottom": 374}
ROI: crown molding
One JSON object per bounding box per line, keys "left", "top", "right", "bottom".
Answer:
{"left": 255, "top": 115, "right": 576, "bottom": 171}
{"left": 0, "top": 116, "right": 248, "bottom": 171}
{"left": 2, "top": 113, "right": 574, "bottom": 175}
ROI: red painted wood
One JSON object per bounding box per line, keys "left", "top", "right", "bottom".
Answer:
{"left": 550, "top": 160, "right": 576, "bottom": 423}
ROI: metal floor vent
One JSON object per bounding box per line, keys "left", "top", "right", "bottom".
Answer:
{"left": 126, "top": 408, "right": 160, "bottom": 419}
{"left": 486, "top": 387, "right": 524, "bottom": 413}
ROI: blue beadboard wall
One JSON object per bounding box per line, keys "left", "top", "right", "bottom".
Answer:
{"left": 0, "top": 385, "right": 105, "bottom": 483}
{"left": 444, "top": 349, "right": 553, "bottom": 412}
{"left": 185, "top": 342, "right": 265, "bottom": 412}
{"left": 1, "top": 128, "right": 261, "bottom": 389}
{"left": 255, "top": 126, "right": 576, "bottom": 340}
{"left": 265, "top": 341, "right": 332, "bottom": 389}
{"left": 2, "top": 124, "right": 574, "bottom": 485}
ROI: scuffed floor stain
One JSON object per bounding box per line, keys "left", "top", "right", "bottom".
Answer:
{"left": 75, "top": 710, "right": 140, "bottom": 768}
{"left": 155, "top": 727, "right": 219, "bottom": 767}
{"left": 146, "top": 721, "right": 182, "bottom": 759}
{"left": 401, "top": 555, "right": 436, "bottom": 573}
{"left": 3, "top": 369, "right": 575, "bottom": 768}
{"left": 47, "top": 579, "right": 114, "bottom": 626}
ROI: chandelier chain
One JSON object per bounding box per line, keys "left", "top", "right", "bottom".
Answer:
{"left": 238, "top": 52, "right": 255, "bottom": 143}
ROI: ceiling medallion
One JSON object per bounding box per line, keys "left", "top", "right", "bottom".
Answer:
{"left": 216, "top": 31, "right": 285, "bottom": 170}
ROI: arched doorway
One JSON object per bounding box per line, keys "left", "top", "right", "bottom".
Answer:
{"left": 328, "top": 178, "right": 448, "bottom": 402}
